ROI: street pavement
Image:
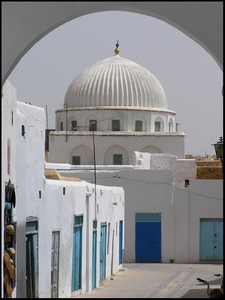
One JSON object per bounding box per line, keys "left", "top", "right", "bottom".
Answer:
{"left": 72, "top": 263, "right": 223, "bottom": 298}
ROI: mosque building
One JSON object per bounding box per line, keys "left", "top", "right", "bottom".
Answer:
{"left": 48, "top": 42, "right": 185, "bottom": 165}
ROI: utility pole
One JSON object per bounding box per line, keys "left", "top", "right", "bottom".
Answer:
{"left": 92, "top": 123, "right": 97, "bottom": 220}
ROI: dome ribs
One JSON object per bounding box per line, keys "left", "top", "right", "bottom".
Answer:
{"left": 91, "top": 63, "right": 107, "bottom": 107}
{"left": 126, "top": 63, "right": 140, "bottom": 107}
{"left": 110, "top": 65, "right": 117, "bottom": 106}
{"left": 105, "top": 64, "right": 114, "bottom": 106}
{"left": 115, "top": 65, "right": 121, "bottom": 106}
{"left": 81, "top": 71, "right": 93, "bottom": 107}
{"left": 64, "top": 55, "right": 168, "bottom": 110}
{"left": 123, "top": 64, "right": 132, "bottom": 106}
{"left": 118, "top": 65, "right": 125, "bottom": 106}
{"left": 133, "top": 64, "right": 147, "bottom": 107}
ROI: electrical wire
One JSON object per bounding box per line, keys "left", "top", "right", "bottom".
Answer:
{"left": 63, "top": 173, "right": 223, "bottom": 201}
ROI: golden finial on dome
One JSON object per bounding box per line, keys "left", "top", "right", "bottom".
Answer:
{"left": 114, "top": 39, "right": 120, "bottom": 55}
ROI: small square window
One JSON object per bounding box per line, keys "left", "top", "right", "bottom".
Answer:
{"left": 72, "top": 156, "right": 81, "bottom": 165}
{"left": 155, "top": 121, "right": 161, "bottom": 132}
{"left": 89, "top": 120, "right": 97, "bottom": 131}
{"left": 112, "top": 120, "right": 120, "bottom": 131}
{"left": 113, "top": 154, "right": 122, "bottom": 165}
{"left": 22, "top": 125, "right": 25, "bottom": 136}
{"left": 93, "top": 220, "right": 97, "bottom": 229}
{"left": 185, "top": 179, "right": 189, "bottom": 187}
{"left": 71, "top": 120, "right": 77, "bottom": 131}
{"left": 135, "top": 120, "right": 143, "bottom": 131}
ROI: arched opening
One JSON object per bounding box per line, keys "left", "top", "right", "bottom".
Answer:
{"left": 141, "top": 145, "right": 162, "bottom": 154}
{"left": 70, "top": 145, "right": 93, "bottom": 165}
{"left": 2, "top": 2, "right": 222, "bottom": 85}
{"left": 104, "top": 145, "right": 129, "bottom": 165}
{"left": 6, "top": 9, "right": 223, "bottom": 156}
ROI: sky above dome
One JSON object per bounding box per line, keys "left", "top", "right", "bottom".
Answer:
{"left": 8, "top": 11, "right": 223, "bottom": 156}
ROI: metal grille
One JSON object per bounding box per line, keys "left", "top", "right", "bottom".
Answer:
{"left": 136, "top": 212, "right": 161, "bottom": 222}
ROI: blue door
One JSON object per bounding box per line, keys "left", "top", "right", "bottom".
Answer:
{"left": 92, "top": 221, "right": 97, "bottom": 289}
{"left": 100, "top": 223, "right": 107, "bottom": 281}
{"left": 71, "top": 215, "right": 83, "bottom": 292}
{"left": 200, "top": 219, "right": 223, "bottom": 260}
{"left": 119, "top": 220, "right": 123, "bottom": 264}
{"left": 135, "top": 213, "right": 161, "bottom": 263}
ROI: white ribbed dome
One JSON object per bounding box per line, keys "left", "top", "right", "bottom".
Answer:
{"left": 64, "top": 55, "right": 167, "bottom": 109}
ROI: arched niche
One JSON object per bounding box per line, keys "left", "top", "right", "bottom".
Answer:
{"left": 2, "top": 2, "right": 222, "bottom": 85}
{"left": 104, "top": 145, "right": 129, "bottom": 165}
{"left": 141, "top": 145, "right": 162, "bottom": 154}
{"left": 168, "top": 117, "right": 174, "bottom": 132}
{"left": 70, "top": 145, "right": 93, "bottom": 165}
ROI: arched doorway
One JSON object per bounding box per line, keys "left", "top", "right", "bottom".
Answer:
{"left": 2, "top": 2, "right": 223, "bottom": 84}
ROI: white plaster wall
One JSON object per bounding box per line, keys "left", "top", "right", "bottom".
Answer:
{"left": 173, "top": 187, "right": 189, "bottom": 262}
{"left": 15, "top": 101, "right": 124, "bottom": 297}
{"left": 187, "top": 180, "right": 223, "bottom": 263}
{"left": 15, "top": 109, "right": 27, "bottom": 297}
{"left": 40, "top": 179, "right": 124, "bottom": 298}
{"left": 58, "top": 169, "right": 176, "bottom": 263}
{"left": 49, "top": 133, "right": 185, "bottom": 164}
{"left": 2, "top": 80, "right": 125, "bottom": 298}
{"left": 173, "top": 180, "right": 223, "bottom": 263}
{"left": 40, "top": 180, "right": 87, "bottom": 298}
{"left": 150, "top": 153, "right": 196, "bottom": 187}
{"left": 58, "top": 168, "right": 223, "bottom": 263}
{"left": 1, "top": 80, "right": 17, "bottom": 298}
{"left": 132, "top": 151, "right": 151, "bottom": 168}
{"left": 172, "top": 158, "right": 196, "bottom": 187}
{"left": 1, "top": 82, "right": 46, "bottom": 297}
{"left": 57, "top": 109, "right": 176, "bottom": 132}
{"left": 15, "top": 101, "right": 45, "bottom": 297}
{"left": 1, "top": 80, "right": 17, "bottom": 198}
{"left": 16, "top": 102, "right": 45, "bottom": 216}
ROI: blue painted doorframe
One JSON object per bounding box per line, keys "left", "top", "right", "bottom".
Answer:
{"left": 100, "top": 223, "right": 107, "bottom": 281}
{"left": 92, "top": 221, "right": 97, "bottom": 289}
{"left": 200, "top": 219, "right": 223, "bottom": 260}
{"left": 135, "top": 213, "right": 161, "bottom": 263}
{"left": 71, "top": 215, "right": 83, "bottom": 292}
{"left": 119, "top": 220, "right": 123, "bottom": 264}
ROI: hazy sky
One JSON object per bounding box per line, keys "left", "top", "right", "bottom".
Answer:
{"left": 8, "top": 11, "right": 223, "bottom": 156}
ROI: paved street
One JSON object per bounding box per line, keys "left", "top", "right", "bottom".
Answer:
{"left": 72, "top": 263, "right": 223, "bottom": 298}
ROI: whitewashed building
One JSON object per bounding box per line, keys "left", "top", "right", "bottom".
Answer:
{"left": 54, "top": 153, "right": 223, "bottom": 264}
{"left": 47, "top": 43, "right": 223, "bottom": 266}
{"left": 2, "top": 80, "right": 125, "bottom": 298}
{"left": 49, "top": 43, "right": 185, "bottom": 165}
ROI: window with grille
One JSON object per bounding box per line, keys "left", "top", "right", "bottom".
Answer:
{"left": 155, "top": 121, "right": 161, "bottom": 132}
{"left": 89, "top": 120, "right": 97, "bottom": 131}
{"left": 71, "top": 120, "right": 77, "bottom": 131}
{"left": 113, "top": 154, "right": 122, "bottom": 165}
{"left": 74, "top": 215, "right": 83, "bottom": 226}
{"left": 135, "top": 120, "right": 143, "bottom": 131}
{"left": 112, "top": 120, "right": 120, "bottom": 131}
{"left": 60, "top": 122, "right": 63, "bottom": 131}
{"left": 72, "top": 156, "right": 81, "bottom": 165}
